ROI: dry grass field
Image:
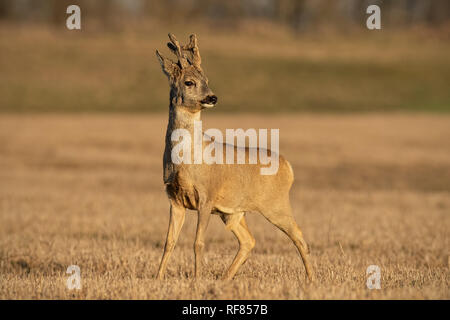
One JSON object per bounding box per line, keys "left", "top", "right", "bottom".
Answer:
{"left": 0, "top": 113, "right": 449, "bottom": 299}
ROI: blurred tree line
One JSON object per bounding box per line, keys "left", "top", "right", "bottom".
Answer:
{"left": 0, "top": 0, "right": 448, "bottom": 31}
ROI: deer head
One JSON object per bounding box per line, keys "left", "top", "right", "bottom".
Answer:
{"left": 156, "top": 33, "right": 218, "bottom": 112}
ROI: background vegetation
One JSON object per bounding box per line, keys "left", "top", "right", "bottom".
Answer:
{"left": 0, "top": 0, "right": 449, "bottom": 113}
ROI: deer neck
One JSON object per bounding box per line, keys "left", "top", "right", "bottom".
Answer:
{"left": 165, "top": 104, "right": 201, "bottom": 147}
{"left": 164, "top": 103, "right": 202, "bottom": 183}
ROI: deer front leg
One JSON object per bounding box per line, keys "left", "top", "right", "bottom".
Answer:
{"left": 156, "top": 202, "right": 186, "bottom": 280}
{"left": 194, "top": 204, "right": 212, "bottom": 278}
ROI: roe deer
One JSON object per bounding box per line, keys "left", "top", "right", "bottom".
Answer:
{"left": 155, "top": 33, "right": 314, "bottom": 281}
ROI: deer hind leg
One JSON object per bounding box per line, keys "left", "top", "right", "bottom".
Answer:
{"left": 220, "top": 213, "right": 256, "bottom": 280}
{"left": 156, "top": 202, "right": 186, "bottom": 279}
{"left": 261, "top": 205, "right": 315, "bottom": 282}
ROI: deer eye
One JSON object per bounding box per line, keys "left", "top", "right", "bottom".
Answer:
{"left": 184, "top": 81, "right": 194, "bottom": 87}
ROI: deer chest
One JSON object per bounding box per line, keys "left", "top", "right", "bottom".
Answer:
{"left": 164, "top": 171, "right": 199, "bottom": 210}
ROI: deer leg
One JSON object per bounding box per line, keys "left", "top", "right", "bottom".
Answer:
{"left": 261, "top": 207, "right": 315, "bottom": 282}
{"left": 156, "top": 202, "right": 186, "bottom": 279}
{"left": 194, "top": 204, "right": 212, "bottom": 278}
{"left": 237, "top": 217, "right": 255, "bottom": 267}
{"left": 221, "top": 214, "right": 256, "bottom": 280}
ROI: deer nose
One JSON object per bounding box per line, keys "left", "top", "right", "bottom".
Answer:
{"left": 201, "top": 95, "right": 218, "bottom": 106}
{"left": 208, "top": 95, "right": 218, "bottom": 104}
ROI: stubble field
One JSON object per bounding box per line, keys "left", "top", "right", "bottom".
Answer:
{"left": 0, "top": 113, "right": 448, "bottom": 299}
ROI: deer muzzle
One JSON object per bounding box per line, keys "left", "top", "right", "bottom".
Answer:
{"left": 200, "top": 95, "right": 218, "bottom": 108}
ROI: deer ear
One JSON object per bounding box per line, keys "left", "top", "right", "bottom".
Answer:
{"left": 156, "top": 50, "right": 180, "bottom": 80}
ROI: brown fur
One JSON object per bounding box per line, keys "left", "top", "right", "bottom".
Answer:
{"left": 155, "top": 33, "right": 314, "bottom": 281}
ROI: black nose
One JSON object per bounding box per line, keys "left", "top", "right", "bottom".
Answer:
{"left": 207, "top": 95, "right": 218, "bottom": 104}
